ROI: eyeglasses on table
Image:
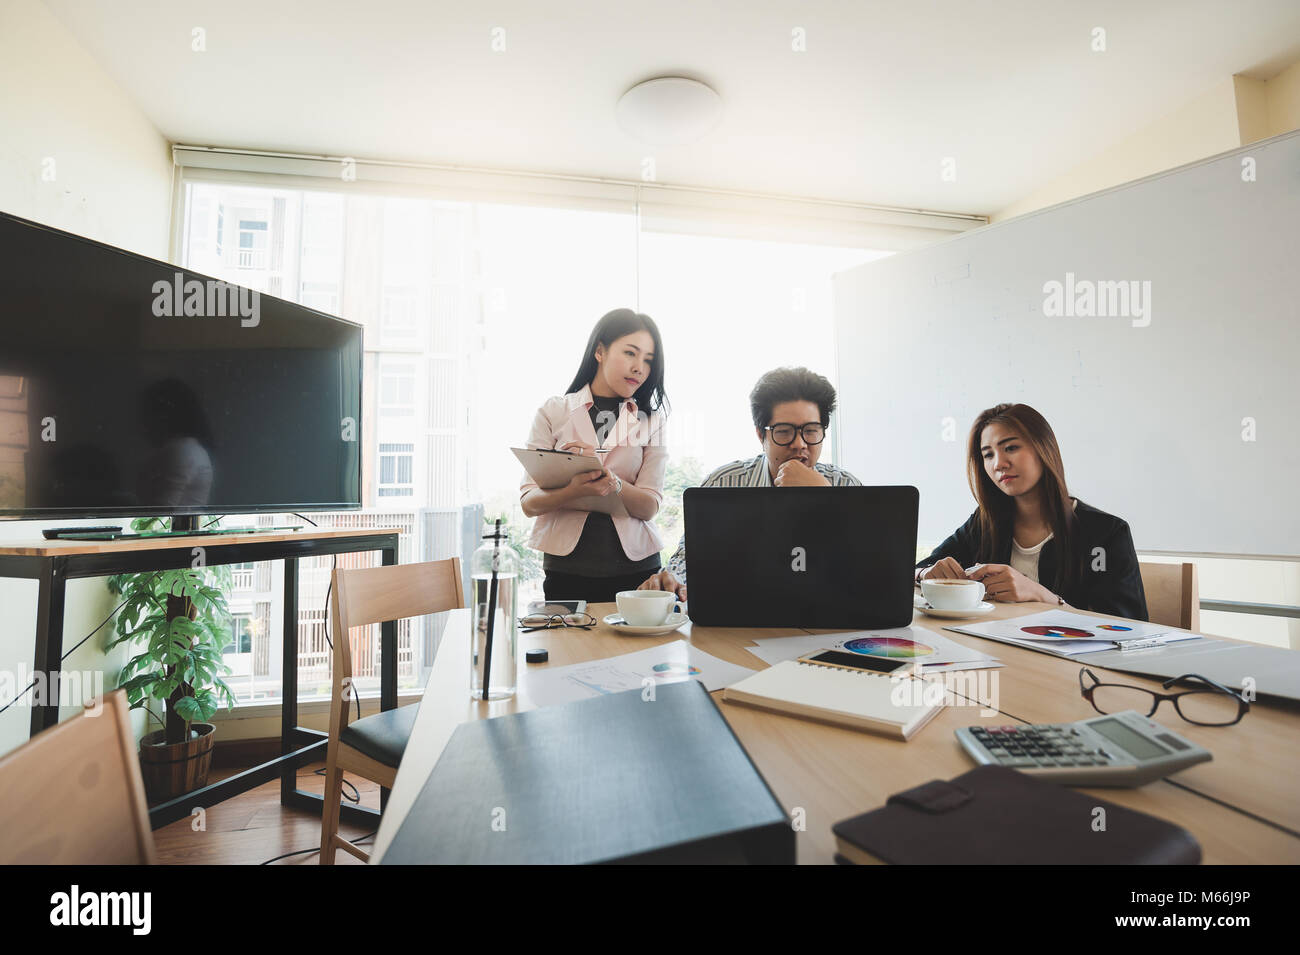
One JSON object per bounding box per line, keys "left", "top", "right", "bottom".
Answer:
{"left": 518, "top": 612, "right": 597, "bottom": 632}
{"left": 1078, "top": 667, "right": 1250, "bottom": 726}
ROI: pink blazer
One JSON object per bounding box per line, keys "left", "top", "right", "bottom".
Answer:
{"left": 520, "top": 385, "right": 668, "bottom": 561}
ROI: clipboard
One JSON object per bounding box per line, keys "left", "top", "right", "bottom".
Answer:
{"left": 512, "top": 447, "right": 628, "bottom": 517}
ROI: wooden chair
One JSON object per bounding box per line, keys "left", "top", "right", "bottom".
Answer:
{"left": 0, "top": 689, "right": 155, "bottom": 864}
{"left": 320, "top": 557, "right": 465, "bottom": 864}
{"left": 1139, "top": 561, "right": 1200, "bottom": 631}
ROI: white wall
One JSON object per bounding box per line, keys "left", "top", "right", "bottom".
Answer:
{"left": 992, "top": 61, "right": 1300, "bottom": 223}
{"left": 991, "top": 78, "right": 1243, "bottom": 222}
{"left": 930, "top": 72, "right": 1300, "bottom": 648}
{"left": 0, "top": 0, "right": 172, "bottom": 258}
{"left": 0, "top": 0, "right": 173, "bottom": 756}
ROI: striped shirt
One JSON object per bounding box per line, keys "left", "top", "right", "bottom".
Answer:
{"left": 664, "top": 454, "right": 862, "bottom": 584}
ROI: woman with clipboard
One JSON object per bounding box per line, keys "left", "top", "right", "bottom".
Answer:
{"left": 520, "top": 308, "right": 670, "bottom": 602}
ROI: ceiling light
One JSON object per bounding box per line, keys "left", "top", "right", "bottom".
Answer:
{"left": 615, "top": 77, "right": 723, "bottom": 146}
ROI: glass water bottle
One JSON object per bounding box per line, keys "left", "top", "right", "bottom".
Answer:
{"left": 470, "top": 519, "right": 518, "bottom": 701}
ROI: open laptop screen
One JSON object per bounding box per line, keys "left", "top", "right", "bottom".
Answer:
{"left": 683, "top": 486, "right": 918, "bottom": 629}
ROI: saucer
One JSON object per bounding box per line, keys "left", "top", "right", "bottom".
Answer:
{"left": 914, "top": 596, "right": 995, "bottom": 619}
{"left": 603, "top": 611, "right": 689, "bottom": 636}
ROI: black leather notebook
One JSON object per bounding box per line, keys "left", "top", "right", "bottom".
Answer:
{"left": 382, "top": 680, "right": 795, "bottom": 864}
{"left": 833, "top": 765, "right": 1202, "bottom": 864}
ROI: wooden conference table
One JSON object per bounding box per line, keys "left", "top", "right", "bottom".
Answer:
{"left": 371, "top": 599, "right": 1300, "bottom": 864}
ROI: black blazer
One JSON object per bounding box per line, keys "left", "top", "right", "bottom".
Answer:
{"left": 917, "top": 499, "right": 1149, "bottom": 621}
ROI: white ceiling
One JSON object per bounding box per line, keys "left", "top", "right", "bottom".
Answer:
{"left": 43, "top": 0, "right": 1300, "bottom": 216}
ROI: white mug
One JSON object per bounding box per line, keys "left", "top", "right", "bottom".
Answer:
{"left": 616, "top": 590, "right": 676, "bottom": 627}
{"left": 921, "top": 578, "right": 985, "bottom": 611}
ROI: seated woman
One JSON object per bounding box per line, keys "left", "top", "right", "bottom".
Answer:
{"left": 519, "top": 308, "right": 670, "bottom": 603}
{"left": 916, "top": 403, "right": 1148, "bottom": 620}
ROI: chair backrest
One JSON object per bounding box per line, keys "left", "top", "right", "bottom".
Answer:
{"left": 1139, "top": 561, "right": 1200, "bottom": 631}
{"left": 0, "top": 690, "right": 155, "bottom": 864}
{"left": 327, "top": 558, "right": 465, "bottom": 731}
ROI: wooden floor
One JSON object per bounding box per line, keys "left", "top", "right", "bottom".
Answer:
{"left": 152, "top": 761, "right": 383, "bottom": 865}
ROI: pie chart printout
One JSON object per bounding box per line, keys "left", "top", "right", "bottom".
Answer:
{"left": 651, "top": 662, "right": 701, "bottom": 676}
{"left": 1021, "top": 626, "right": 1094, "bottom": 639}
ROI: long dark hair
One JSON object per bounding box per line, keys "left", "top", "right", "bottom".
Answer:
{"left": 967, "top": 403, "right": 1078, "bottom": 590}
{"left": 565, "top": 308, "right": 669, "bottom": 415}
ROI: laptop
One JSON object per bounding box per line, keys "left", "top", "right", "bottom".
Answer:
{"left": 683, "top": 486, "right": 919, "bottom": 629}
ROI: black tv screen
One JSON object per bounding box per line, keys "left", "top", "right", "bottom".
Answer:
{"left": 0, "top": 211, "right": 362, "bottom": 519}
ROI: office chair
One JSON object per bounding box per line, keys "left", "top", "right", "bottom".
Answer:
{"left": 1139, "top": 560, "right": 1200, "bottom": 631}
{"left": 320, "top": 557, "right": 465, "bottom": 864}
{"left": 0, "top": 689, "right": 155, "bottom": 863}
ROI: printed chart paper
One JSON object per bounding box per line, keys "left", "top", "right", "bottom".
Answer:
{"left": 523, "top": 640, "right": 757, "bottom": 708}
{"left": 944, "top": 610, "right": 1202, "bottom": 658}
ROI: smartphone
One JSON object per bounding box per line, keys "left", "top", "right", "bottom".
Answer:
{"left": 797, "top": 649, "right": 911, "bottom": 675}
{"left": 525, "top": 600, "right": 588, "bottom": 616}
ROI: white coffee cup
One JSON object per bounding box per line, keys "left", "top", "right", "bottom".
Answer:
{"left": 616, "top": 590, "right": 676, "bottom": 627}
{"left": 921, "top": 578, "right": 985, "bottom": 611}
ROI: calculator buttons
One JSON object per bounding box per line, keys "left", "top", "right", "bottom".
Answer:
{"left": 958, "top": 715, "right": 1212, "bottom": 787}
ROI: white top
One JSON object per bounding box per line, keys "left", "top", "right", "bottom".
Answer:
{"left": 1008, "top": 500, "right": 1076, "bottom": 584}
{"left": 1009, "top": 533, "right": 1052, "bottom": 583}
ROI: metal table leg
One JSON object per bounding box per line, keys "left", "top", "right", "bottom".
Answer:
{"left": 31, "top": 558, "right": 67, "bottom": 736}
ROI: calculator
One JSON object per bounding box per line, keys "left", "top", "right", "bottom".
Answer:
{"left": 955, "top": 710, "right": 1213, "bottom": 787}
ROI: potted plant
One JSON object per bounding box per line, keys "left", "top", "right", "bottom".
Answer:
{"left": 106, "top": 517, "right": 238, "bottom": 803}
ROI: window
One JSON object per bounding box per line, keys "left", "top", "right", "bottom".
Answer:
{"left": 177, "top": 176, "right": 892, "bottom": 704}
{"left": 382, "top": 286, "right": 418, "bottom": 337}
{"left": 237, "top": 219, "right": 268, "bottom": 268}
{"left": 380, "top": 199, "right": 431, "bottom": 345}
{"left": 231, "top": 562, "right": 255, "bottom": 592}
{"left": 378, "top": 442, "right": 415, "bottom": 497}
{"left": 636, "top": 232, "right": 884, "bottom": 470}
{"left": 379, "top": 363, "right": 416, "bottom": 417}
{"left": 226, "top": 614, "right": 253, "bottom": 654}
{"left": 300, "top": 281, "right": 340, "bottom": 313}
{"left": 427, "top": 433, "right": 457, "bottom": 508}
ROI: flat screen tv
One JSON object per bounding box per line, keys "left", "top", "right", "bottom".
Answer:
{"left": 0, "top": 211, "right": 362, "bottom": 521}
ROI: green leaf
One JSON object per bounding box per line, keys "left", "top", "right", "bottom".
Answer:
{"left": 117, "top": 673, "right": 160, "bottom": 694}
{"left": 178, "top": 689, "right": 217, "bottom": 723}
{"left": 168, "top": 616, "right": 201, "bottom": 641}
{"left": 161, "top": 639, "right": 190, "bottom": 666}
{"left": 214, "top": 678, "right": 238, "bottom": 709}
{"left": 119, "top": 653, "right": 151, "bottom": 677}
{"left": 178, "top": 570, "right": 204, "bottom": 598}
{"left": 173, "top": 695, "right": 204, "bottom": 722}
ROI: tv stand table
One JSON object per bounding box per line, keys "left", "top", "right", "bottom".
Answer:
{"left": 0, "top": 527, "right": 399, "bottom": 830}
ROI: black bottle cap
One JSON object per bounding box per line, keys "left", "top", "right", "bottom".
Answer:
{"left": 526, "top": 648, "right": 549, "bottom": 664}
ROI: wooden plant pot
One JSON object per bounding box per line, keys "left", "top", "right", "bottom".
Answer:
{"left": 139, "top": 722, "right": 216, "bottom": 804}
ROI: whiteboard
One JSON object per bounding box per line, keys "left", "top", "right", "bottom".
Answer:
{"left": 833, "top": 130, "right": 1300, "bottom": 558}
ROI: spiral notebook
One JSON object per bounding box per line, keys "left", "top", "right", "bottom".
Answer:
{"left": 721, "top": 655, "right": 944, "bottom": 740}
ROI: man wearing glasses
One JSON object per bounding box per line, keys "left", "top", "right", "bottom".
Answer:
{"left": 638, "top": 366, "right": 862, "bottom": 600}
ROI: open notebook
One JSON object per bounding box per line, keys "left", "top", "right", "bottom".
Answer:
{"left": 722, "top": 657, "right": 944, "bottom": 741}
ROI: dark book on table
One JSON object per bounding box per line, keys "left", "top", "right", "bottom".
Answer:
{"left": 382, "top": 680, "right": 795, "bottom": 864}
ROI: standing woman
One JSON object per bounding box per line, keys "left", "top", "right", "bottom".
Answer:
{"left": 916, "top": 403, "right": 1148, "bottom": 620}
{"left": 520, "top": 308, "right": 670, "bottom": 603}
